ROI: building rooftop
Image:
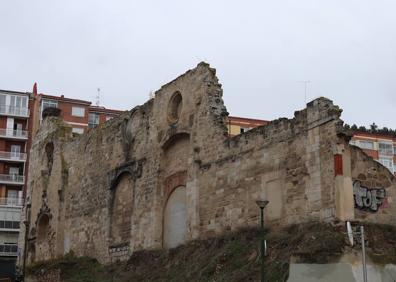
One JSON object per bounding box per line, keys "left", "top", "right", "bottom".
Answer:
{"left": 89, "top": 106, "right": 124, "bottom": 114}
{"left": 40, "top": 94, "right": 91, "bottom": 105}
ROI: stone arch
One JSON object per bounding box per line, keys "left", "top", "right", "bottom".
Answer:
{"left": 167, "top": 91, "right": 183, "bottom": 124}
{"left": 160, "top": 132, "right": 190, "bottom": 249}
{"left": 109, "top": 172, "right": 134, "bottom": 244}
{"left": 37, "top": 214, "right": 50, "bottom": 242}
{"left": 163, "top": 185, "right": 187, "bottom": 249}
{"left": 161, "top": 133, "right": 190, "bottom": 178}
{"left": 161, "top": 132, "right": 190, "bottom": 150}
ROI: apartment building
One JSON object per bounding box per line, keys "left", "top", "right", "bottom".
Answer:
{"left": 350, "top": 132, "right": 396, "bottom": 176}
{"left": 0, "top": 90, "right": 33, "bottom": 281}
{"left": 31, "top": 91, "right": 122, "bottom": 135}
{"left": 0, "top": 85, "right": 122, "bottom": 280}
{"left": 227, "top": 116, "right": 268, "bottom": 136}
{"left": 88, "top": 106, "right": 122, "bottom": 129}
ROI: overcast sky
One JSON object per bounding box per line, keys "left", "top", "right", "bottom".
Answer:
{"left": 1, "top": 1, "right": 395, "bottom": 128}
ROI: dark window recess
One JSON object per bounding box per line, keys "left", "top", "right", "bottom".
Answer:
{"left": 0, "top": 220, "right": 20, "bottom": 229}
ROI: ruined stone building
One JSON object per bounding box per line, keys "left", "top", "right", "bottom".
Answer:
{"left": 20, "top": 63, "right": 396, "bottom": 265}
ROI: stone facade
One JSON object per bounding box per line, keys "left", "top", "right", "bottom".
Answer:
{"left": 20, "top": 63, "right": 396, "bottom": 265}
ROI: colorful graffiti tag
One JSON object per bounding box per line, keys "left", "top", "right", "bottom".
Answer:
{"left": 353, "top": 181, "right": 386, "bottom": 212}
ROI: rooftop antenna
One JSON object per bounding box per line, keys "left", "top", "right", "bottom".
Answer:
{"left": 298, "top": 80, "right": 310, "bottom": 105}
{"left": 96, "top": 88, "right": 101, "bottom": 106}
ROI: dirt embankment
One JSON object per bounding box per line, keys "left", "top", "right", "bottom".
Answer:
{"left": 26, "top": 222, "right": 396, "bottom": 282}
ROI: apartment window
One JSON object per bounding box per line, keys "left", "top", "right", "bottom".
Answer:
{"left": 394, "top": 146, "right": 396, "bottom": 155}
{"left": 9, "top": 167, "right": 19, "bottom": 176}
{"left": 10, "top": 95, "right": 27, "bottom": 109}
{"left": 0, "top": 94, "right": 28, "bottom": 116}
{"left": 378, "top": 158, "right": 394, "bottom": 173}
{"left": 42, "top": 99, "right": 58, "bottom": 110}
{"left": 378, "top": 142, "right": 393, "bottom": 156}
{"left": 0, "top": 244, "right": 18, "bottom": 254}
{"left": 359, "top": 141, "right": 374, "bottom": 150}
{"left": 41, "top": 99, "right": 58, "bottom": 119}
{"left": 0, "top": 220, "right": 20, "bottom": 230}
{"left": 72, "top": 106, "right": 85, "bottom": 117}
{"left": 88, "top": 113, "right": 100, "bottom": 128}
{"left": 10, "top": 145, "right": 21, "bottom": 159}
{"left": 72, "top": 127, "right": 84, "bottom": 134}
{"left": 0, "top": 94, "right": 5, "bottom": 105}
{"left": 7, "top": 190, "right": 18, "bottom": 199}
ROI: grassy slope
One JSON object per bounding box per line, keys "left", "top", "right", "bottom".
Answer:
{"left": 26, "top": 222, "right": 396, "bottom": 282}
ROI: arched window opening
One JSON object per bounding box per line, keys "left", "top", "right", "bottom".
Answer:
{"left": 37, "top": 214, "right": 50, "bottom": 242}
{"left": 45, "top": 142, "right": 54, "bottom": 175}
{"left": 110, "top": 173, "right": 134, "bottom": 244}
{"left": 167, "top": 92, "right": 183, "bottom": 124}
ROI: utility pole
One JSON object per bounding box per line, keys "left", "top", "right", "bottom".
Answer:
{"left": 347, "top": 222, "right": 368, "bottom": 282}
{"left": 298, "top": 81, "right": 310, "bottom": 105}
{"left": 256, "top": 200, "right": 269, "bottom": 282}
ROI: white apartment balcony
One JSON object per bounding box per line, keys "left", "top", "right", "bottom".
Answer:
{"left": 0, "top": 174, "right": 24, "bottom": 185}
{"left": 0, "top": 105, "right": 29, "bottom": 118}
{"left": 0, "top": 197, "right": 23, "bottom": 207}
{"left": 379, "top": 150, "right": 394, "bottom": 157}
{"left": 0, "top": 152, "right": 27, "bottom": 163}
{"left": 0, "top": 244, "right": 18, "bottom": 257}
{"left": 0, "top": 129, "right": 28, "bottom": 140}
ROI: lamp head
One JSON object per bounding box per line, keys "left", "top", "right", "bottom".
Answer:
{"left": 256, "top": 200, "right": 269, "bottom": 209}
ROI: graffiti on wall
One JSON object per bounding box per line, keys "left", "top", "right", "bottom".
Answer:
{"left": 353, "top": 181, "right": 386, "bottom": 212}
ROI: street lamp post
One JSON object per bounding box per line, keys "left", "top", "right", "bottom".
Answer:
{"left": 256, "top": 200, "right": 269, "bottom": 282}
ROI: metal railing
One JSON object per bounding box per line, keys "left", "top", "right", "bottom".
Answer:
{"left": 0, "top": 105, "right": 29, "bottom": 118}
{"left": 0, "top": 128, "right": 28, "bottom": 139}
{"left": 379, "top": 149, "right": 394, "bottom": 157}
{"left": 0, "top": 151, "right": 27, "bottom": 161}
{"left": 0, "top": 197, "right": 24, "bottom": 207}
{"left": 0, "top": 244, "right": 18, "bottom": 256}
{"left": 0, "top": 174, "right": 24, "bottom": 184}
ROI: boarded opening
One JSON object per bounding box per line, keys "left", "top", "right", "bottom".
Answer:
{"left": 110, "top": 173, "right": 134, "bottom": 244}
{"left": 163, "top": 186, "right": 187, "bottom": 248}
{"left": 37, "top": 214, "right": 50, "bottom": 242}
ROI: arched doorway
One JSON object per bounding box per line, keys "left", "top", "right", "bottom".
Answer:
{"left": 110, "top": 173, "right": 134, "bottom": 244}
{"left": 163, "top": 186, "right": 187, "bottom": 249}
{"left": 37, "top": 214, "right": 50, "bottom": 242}
{"left": 35, "top": 213, "right": 51, "bottom": 260}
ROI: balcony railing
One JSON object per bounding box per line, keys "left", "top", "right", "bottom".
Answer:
{"left": 0, "top": 197, "right": 23, "bottom": 207}
{"left": 0, "top": 105, "right": 29, "bottom": 118}
{"left": 0, "top": 129, "right": 28, "bottom": 140}
{"left": 0, "top": 151, "right": 27, "bottom": 162}
{"left": 0, "top": 244, "right": 18, "bottom": 256}
{"left": 379, "top": 149, "right": 394, "bottom": 157}
{"left": 0, "top": 174, "right": 24, "bottom": 185}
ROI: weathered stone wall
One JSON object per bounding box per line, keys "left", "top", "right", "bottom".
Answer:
{"left": 21, "top": 62, "right": 396, "bottom": 266}
{"left": 350, "top": 146, "right": 396, "bottom": 224}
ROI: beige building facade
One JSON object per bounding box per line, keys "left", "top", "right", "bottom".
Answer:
{"left": 21, "top": 63, "right": 396, "bottom": 265}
